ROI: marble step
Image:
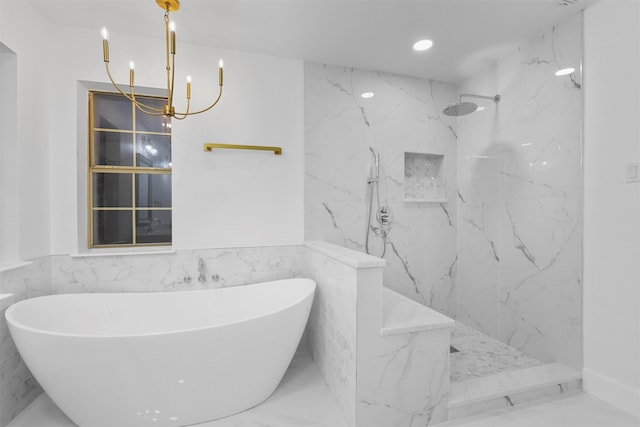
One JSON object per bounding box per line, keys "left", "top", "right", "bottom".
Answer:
{"left": 448, "top": 363, "right": 582, "bottom": 420}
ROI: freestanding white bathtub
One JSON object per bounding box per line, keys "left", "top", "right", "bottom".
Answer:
{"left": 5, "top": 278, "right": 315, "bottom": 427}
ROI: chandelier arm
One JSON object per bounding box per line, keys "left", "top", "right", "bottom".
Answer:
{"left": 105, "top": 63, "right": 165, "bottom": 113}
{"left": 177, "top": 86, "right": 223, "bottom": 116}
{"left": 133, "top": 100, "right": 167, "bottom": 116}
{"left": 173, "top": 99, "right": 190, "bottom": 120}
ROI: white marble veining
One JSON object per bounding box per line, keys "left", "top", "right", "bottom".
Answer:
{"left": 448, "top": 380, "right": 582, "bottom": 421}
{"left": 304, "top": 62, "right": 458, "bottom": 317}
{"left": 304, "top": 241, "right": 452, "bottom": 426}
{"left": 439, "top": 392, "right": 639, "bottom": 427}
{"left": 303, "top": 245, "right": 359, "bottom": 426}
{"left": 357, "top": 268, "right": 451, "bottom": 427}
{"left": 450, "top": 363, "right": 582, "bottom": 408}
{"left": 451, "top": 322, "right": 543, "bottom": 383}
{"left": 7, "top": 347, "right": 348, "bottom": 427}
{"left": 382, "top": 287, "right": 454, "bottom": 336}
{"left": 456, "top": 15, "right": 583, "bottom": 369}
{"left": 50, "top": 246, "right": 306, "bottom": 294}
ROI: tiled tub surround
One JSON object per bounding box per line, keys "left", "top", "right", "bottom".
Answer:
{"left": 0, "top": 246, "right": 305, "bottom": 427}
{"left": 49, "top": 246, "right": 306, "bottom": 293}
{"left": 0, "top": 259, "right": 51, "bottom": 427}
{"left": 304, "top": 63, "right": 458, "bottom": 317}
{"left": 455, "top": 15, "right": 583, "bottom": 369}
{"left": 304, "top": 241, "right": 454, "bottom": 427}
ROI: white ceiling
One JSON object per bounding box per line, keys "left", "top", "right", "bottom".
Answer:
{"left": 29, "top": 0, "right": 594, "bottom": 83}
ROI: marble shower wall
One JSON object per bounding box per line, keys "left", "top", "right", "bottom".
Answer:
{"left": 456, "top": 15, "right": 583, "bottom": 369}
{"left": 304, "top": 63, "right": 458, "bottom": 316}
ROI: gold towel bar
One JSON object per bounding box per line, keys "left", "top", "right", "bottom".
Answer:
{"left": 203, "top": 143, "right": 282, "bottom": 155}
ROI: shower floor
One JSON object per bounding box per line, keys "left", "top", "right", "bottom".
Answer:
{"left": 450, "top": 322, "right": 543, "bottom": 383}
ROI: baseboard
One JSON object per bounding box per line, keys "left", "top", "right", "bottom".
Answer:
{"left": 583, "top": 368, "right": 640, "bottom": 418}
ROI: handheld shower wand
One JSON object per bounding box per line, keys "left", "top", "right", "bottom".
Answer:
{"left": 365, "top": 147, "right": 391, "bottom": 258}
{"left": 369, "top": 147, "right": 379, "bottom": 182}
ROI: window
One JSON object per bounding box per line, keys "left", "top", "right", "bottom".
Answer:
{"left": 88, "top": 91, "right": 172, "bottom": 248}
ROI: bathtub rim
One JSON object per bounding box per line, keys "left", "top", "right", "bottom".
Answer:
{"left": 5, "top": 277, "right": 316, "bottom": 339}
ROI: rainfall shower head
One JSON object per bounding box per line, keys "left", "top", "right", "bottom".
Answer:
{"left": 443, "top": 93, "right": 501, "bottom": 117}
{"left": 443, "top": 102, "right": 478, "bottom": 116}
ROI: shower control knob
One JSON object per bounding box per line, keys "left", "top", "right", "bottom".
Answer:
{"left": 183, "top": 275, "right": 192, "bottom": 285}
{"left": 211, "top": 274, "right": 221, "bottom": 282}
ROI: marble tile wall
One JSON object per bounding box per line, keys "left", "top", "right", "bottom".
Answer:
{"left": 456, "top": 15, "right": 583, "bottom": 369}
{"left": 302, "top": 244, "right": 359, "bottom": 426}
{"left": 303, "top": 241, "right": 452, "bottom": 427}
{"left": 49, "top": 246, "right": 306, "bottom": 293}
{"left": 0, "top": 259, "right": 51, "bottom": 427}
{"left": 357, "top": 267, "right": 451, "bottom": 427}
{"left": 304, "top": 63, "right": 458, "bottom": 317}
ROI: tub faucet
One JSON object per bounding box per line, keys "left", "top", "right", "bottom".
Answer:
{"left": 198, "top": 259, "right": 206, "bottom": 283}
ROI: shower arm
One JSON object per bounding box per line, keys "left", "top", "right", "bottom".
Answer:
{"left": 459, "top": 93, "right": 501, "bottom": 103}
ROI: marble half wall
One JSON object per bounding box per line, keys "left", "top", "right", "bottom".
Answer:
{"left": 304, "top": 63, "right": 458, "bottom": 317}
{"left": 456, "top": 15, "right": 583, "bottom": 369}
{"left": 303, "top": 241, "right": 453, "bottom": 427}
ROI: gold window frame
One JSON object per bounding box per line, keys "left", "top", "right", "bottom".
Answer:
{"left": 88, "top": 90, "right": 172, "bottom": 248}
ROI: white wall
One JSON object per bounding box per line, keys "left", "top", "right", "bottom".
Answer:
{"left": 44, "top": 24, "right": 304, "bottom": 254}
{"left": 583, "top": 0, "right": 640, "bottom": 417}
{"left": 0, "top": 1, "right": 50, "bottom": 261}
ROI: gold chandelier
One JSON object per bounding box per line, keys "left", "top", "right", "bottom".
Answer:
{"left": 101, "top": 0, "right": 223, "bottom": 120}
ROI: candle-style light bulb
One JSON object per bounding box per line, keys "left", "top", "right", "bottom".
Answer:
{"left": 170, "top": 21, "right": 176, "bottom": 55}
{"left": 101, "top": 27, "right": 110, "bottom": 63}
{"left": 186, "top": 75, "right": 191, "bottom": 99}
{"left": 129, "top": 61, "right": 135, "bottom": 87}
{"left": 218, "top": 59, "right": 224, "bottom": 86}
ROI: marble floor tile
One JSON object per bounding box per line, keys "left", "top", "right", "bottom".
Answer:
{"left": 438, "top": 392, "right": 640, "bottom": 427}
{"left": 451, "top": 322, "right": 542, "bottom": 382}
{"left": 8, "top": 347, "right": 347, "bottom": 427}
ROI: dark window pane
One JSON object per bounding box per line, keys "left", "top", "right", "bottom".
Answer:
{"left": 93, "top": 210, "right": 133, "bottom": 245}
{"left": 93, "top": 173, "right": 132, "bottom": 207}
{"left": 136, "top": 174, "right": 171, "bottom": 208}
{"left": 93, "top": 93, "right": 133, "bottom": 130}
{"left": 93, "top": 131, "right": 134, "bottom": 166}
{"left": 136, "top": 134, "right": 171, "bottom": 168}
{"left": 136, "top": 210, "right": 172, "bottom": 244}
{"left": 135, "top": 97, "right": 171, "bottom": 133}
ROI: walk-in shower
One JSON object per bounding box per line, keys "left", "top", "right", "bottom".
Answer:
{"left": 443, "top": 93, "right": 501, "bottom": 116}
{"left": 365, "top": 147, "right": 391, "bottom": 257}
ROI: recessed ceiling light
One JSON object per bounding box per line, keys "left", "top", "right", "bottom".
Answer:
{"left": 361, "top": 92, "right": 375, "bottom": 99}
{"left": 555, "top": 67, "right": 575, "bottom": 76}
{"left": 413, "top": 39, "right": 433, "bottom": 51}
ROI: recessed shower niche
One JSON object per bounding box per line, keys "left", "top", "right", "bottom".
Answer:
{"left": 403, "top": 152, "right": 446, "bottom": 202}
